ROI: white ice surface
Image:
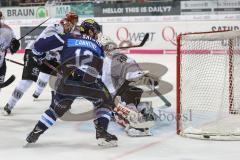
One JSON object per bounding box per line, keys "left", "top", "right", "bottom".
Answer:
{"left": 0, "top": 54, "right": 239, "bottom": 160}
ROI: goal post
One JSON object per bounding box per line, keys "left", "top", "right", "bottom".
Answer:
{"left": 176, "top": 30, "right": 240, "bottom": 140}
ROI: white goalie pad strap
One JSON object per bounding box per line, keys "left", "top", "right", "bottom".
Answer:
{"left": 125, "top": 127, "right": 152, "bottom": 137}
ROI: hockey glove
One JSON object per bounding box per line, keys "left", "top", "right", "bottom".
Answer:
{"left": 9, "top": 38, "right": 20, "bottom": 54}
{"left": 32, "top": 52, "right": 46, "bottom": 65}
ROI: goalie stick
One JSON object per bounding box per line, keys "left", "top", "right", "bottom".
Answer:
{"left": 154, "top": 88, "right": 171, "bottom": 107}
{"left": 114, "top": 33, "right": 149, "bottom": 50}
{"left": 142, "top": 72, "right": 172, "bottom": 108}
{"left": 0, "top": 75, "right": 15, "bottom": 88}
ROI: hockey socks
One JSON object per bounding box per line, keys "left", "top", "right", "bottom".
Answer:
{"left": 6, "top": 80, "right": 33, "bottom": 111}
{"left": 39, "top": 108, "right": 57, "bottom": 130}
{"left": 33, "top": 72, "right": 50, "bottom": 98}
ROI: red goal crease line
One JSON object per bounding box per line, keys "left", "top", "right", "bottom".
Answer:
{"left": 14, "top": 49, "right": 230, "bottom": 55}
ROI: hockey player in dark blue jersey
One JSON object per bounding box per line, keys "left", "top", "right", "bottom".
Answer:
{"left": 25, "top": 19, "right": 118, "bottom": 147}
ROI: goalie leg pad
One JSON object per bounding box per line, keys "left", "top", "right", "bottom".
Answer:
{"left": 114, "top": 96, "right": 155, "bottom": 129}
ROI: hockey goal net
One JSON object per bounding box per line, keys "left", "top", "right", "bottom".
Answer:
{"left": 176, "top": 30, "right": 240, "bottom": 140}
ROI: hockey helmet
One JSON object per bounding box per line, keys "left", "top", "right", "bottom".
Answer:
{"left": 80, "top": 19, "right": 101, "bottom": 39}
{"left": 65, "top": 12, "right": 78, "bottom": 25}
{"left": 60, "top": 18, "right": 74, "bottom": 33}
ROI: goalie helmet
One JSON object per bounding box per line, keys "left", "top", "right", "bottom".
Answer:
{"left": 98, "top": 34, "right": 115, "bottom": 46}
{"left": 65, "top": 11, "right": 78, "bottom": 25}
{"left": 80, "top": 19, "right": 101, "bottom": 39}
{"left": 98, "top": 34, "right": 117, "bottom": 56}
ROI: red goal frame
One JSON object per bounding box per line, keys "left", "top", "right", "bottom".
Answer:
{"left": 176, "top": 30, "right": 235, "bottom": 136}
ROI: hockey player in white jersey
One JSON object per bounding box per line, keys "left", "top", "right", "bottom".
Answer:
{"left": 0, "top": 11, "right": 20, "bottom": 91}
{"left": 32, "top": 12, "right": 79, "bottom": 99}
{"left": 99, "top": 35, "right": 157, "bottom": 137}
{"left": 3, "top": 12, "right": 78, "bottom": 115}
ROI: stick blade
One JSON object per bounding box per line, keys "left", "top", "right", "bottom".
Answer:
{"left": 139, "top": 33, "right": 149, "bottom": 47}
{"left": 0, "top": 75, "right": 15, "bottom": 88}
{"left": 113, "top": 33, "right": 150, "bottom": 50}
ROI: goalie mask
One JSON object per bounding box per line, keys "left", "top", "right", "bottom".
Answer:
{"left": 98, "top": 34, "right": 117, "bottom": 57}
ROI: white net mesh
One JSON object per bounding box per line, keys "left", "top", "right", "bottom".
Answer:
{"left": 178, "top": 31, "right": 240, "bottom": 140}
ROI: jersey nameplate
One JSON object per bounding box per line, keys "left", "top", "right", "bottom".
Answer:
{"left": 67, "top": 39, "right": 101, "bottom": 56}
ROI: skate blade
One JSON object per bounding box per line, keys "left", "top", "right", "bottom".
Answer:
{"left": 23, "top": 142, "right": 32, "bottom": 148}
{"left": 97, "top": 139, "right": 118, "bottom": 147}
{"left": 33, "top": 98, "right": 50, "bottom": 102}
{"left": 2, "top": 110, "right": 11, "bottom": 116}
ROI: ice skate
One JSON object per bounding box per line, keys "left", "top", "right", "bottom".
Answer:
{"left": 32, "top": 92, "right": 39, "bottom": 99}
{"left": 94, "top": 119, "right": 118, "bottom": 147}
{"left": 25, "top": 126, "right": 44, "bottom": 147}
{"left": 3, "top": 104, "right": 11, "bottom": 116}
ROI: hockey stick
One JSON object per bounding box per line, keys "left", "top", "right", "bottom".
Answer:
{"left": 18, "top": 17, "right": 51, "bottom": 41}
{"left": 5, "top": 17, "right": 50, "bottom": 55}
{"left": 5, "top": 58, "right": 24, "bottom": 66}
{"left": 141, "top": 72, "right": 172, "bottom": 107}
{"left": 43, "top": 60, "right": 62, "bottom": 78}
{"left": 0, "top": 75, "right": 15, "bottom": 88}
{"left": 153, "top": 88, "right": 171, "bottom": 107}
{"left": 6, "top": 18, "right": 50, "bottom": 66}
{"left": 114, "top": 33, "right": 149, "bottom": 50}
{"left": 0, "top": 59, "right": 20, "bottom": 88}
